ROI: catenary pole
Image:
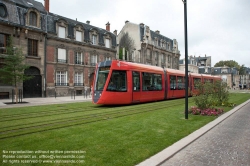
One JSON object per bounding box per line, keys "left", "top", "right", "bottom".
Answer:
{"left": 183, "top": 0, "right": 188, "bottom": 119}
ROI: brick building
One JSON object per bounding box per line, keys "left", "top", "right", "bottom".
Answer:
{"left": 0, "top": 0, "right": 116, "bottom": 98}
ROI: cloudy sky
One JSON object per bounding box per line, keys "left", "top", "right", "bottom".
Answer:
{"left": 36, "top": 0, "right": 250, "bottom": 67}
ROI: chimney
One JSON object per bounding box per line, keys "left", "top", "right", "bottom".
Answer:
{"left": 86, "top": 20, "right": 90, "bottom": 24}
{"left": 106, "top": 22, "right": 110, "bottom": 31}
{"left": 44, "top": 0, "right": 49, "bottom": 12}
{"left": 155, "top": 30, "right": 160, "bottom": 34}
{"left": 113, "top": 30, "right": 117, "bottom": 36}
{"left": 140, "top": 23, "right": 144, "bottom": 27}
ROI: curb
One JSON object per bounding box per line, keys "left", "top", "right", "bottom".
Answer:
{"left": 136, "top": 99, "right": 250, "bottom": 166}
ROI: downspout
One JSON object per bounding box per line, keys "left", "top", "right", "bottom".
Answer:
{"left": 44, "top": 11, "right": 48, "bottom": 97}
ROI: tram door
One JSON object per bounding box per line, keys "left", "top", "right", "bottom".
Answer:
{"left": 132, "top": 71, "right": 141, "bottom": 102}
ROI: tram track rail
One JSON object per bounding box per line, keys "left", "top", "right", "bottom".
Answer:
{"left": 0, "top": 99, "right": 191, "bottom": 140}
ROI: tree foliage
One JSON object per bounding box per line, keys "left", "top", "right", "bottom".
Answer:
{"left": 192, "top": 80, "right": 229, "bottom": 110}
{"left": 214, "top": 60, "right": 240, "bottom": 70}
{"left": 119, "top": 32, "right": 135, "bottom": 60}
{"left": 0, "top": 37, "right": 31, "bottom": 103}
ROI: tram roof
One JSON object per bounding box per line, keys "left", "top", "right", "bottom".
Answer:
{"left": 111, "top": 60, "right": 164, "bottom": 73}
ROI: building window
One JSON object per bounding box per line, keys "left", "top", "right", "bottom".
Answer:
{"left": 56, "top": 71, "right": 68, "bottom": 86}
{"left": 106, "top": 57, "right": 111, "bottom": 61}
{"left": 28, "top": 39, "right": 38, "bottom": 56}
{"left": 0, "top": 33, "right": 9, "bottom": 54}
{"left": 91, "top": 55, "right": 97, "bottom": 66}
{"left": 92, "top": 35, "right": 97, "bottom": 45}
{"left": 58, "top": 26, "right": 66, "bottom": 38}
{"left": 0, "top": 4, "right": 7, "bottom": 18}
{"left": 105, "top": 38, "right": 110, "bottom": 48}
{"left": 76, "top": 31, "right": 82, "bottom": 42}
{"left": 75, "top": 52, "right": 83, "bottom": 65}
{"left": 57, "top": 48, "right": 67, "bottom": 63}
{"left": 74, "top": 72, "right": 83, "bottom": 86}
{"left": 146, "top": 49, "right": 151, "bottom": 60}
{"left": 29, "top": 11, "right": 37, "bottom": 26}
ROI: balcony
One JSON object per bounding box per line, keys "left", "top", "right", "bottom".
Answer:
{"left": 57, "top": 59, "right": 67, "bottom": 63}
{"left": 55, "top": 83, "right": 69, "bottom": 86}
{"left": 75, "top": 61, "right": 84, "bottom": 65}
{"left": 74, "top": 83, "right": 84, "bottom": 86}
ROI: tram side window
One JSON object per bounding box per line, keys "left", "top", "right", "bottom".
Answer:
{"left": 96, "top": 67, "right": 110, "bottom": 91}
{"left": 142, "top": 72, "right": 162, "bottom": 91}
{"left": 154, "top": 74, "right": 162, "bottom": 90}
{"left": 177, "top": 76, "right": 184, "bottom": 90}
{"left": 132, "top": 71, "right": 140, "bottom": 91}
{"left": 194, "top": 78, "right": 201, "bottom": 89}
{"left": 107, "top": 70, "right": 127, "bottom": 92}
{"left": 170, "top": 75, "right": 176, "bottom": 90}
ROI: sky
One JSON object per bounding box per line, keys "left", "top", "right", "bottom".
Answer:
{"left": 36, "top": 0, "right": 250, "bottom": 67}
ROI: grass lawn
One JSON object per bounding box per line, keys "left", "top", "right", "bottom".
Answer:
{"left": 0, "top": 93, "right": 249, "bottom": 166}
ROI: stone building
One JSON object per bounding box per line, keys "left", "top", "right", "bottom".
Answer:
{"left": 179, "top": 55, "right": 211, "bottom": 73}
{"left": 0, "top": 0, "right": 46, "bottom": 99}
{"left": 117, "top": 21, "right": 180, "bottom": 69}
{"left": 0, "top": 0, "right": 117, "bottom": 98}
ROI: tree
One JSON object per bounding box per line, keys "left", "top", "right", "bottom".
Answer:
{"left": 239, "top": 65, "right": 246, "bottom": 75}
{"left": 214, "top": 60, "right": 240, "bottom": 70}
{"left": 119, "top": 32, "right": 135, "bottom": 60}
{"left": 0, "top": 37, "right": 31, "bottom": 103}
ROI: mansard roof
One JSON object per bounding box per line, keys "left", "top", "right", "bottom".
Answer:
{"left": 14, "top": 0, "right": 46, "bottom": 13}
{"left": 139, "top": 24, "right": 173, "bottom": 50}
{"left": 47, "top": 12, "right": 116, "bottom": 47}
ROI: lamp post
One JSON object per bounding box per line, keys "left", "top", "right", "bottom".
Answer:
{"left": 182, "top": 0, "right": 188, "bottom": 119}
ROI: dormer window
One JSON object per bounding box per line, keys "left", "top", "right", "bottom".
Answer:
{"left": 92, "top": 35, "right": 97, "bottom": 45}
{"left": 90, "top": 29, "right": 99, "bottom": 45}
{"left": 105, "top": 38, "right": 110, "bottom": 48}
{"left": 75, "top": 31, "right": 82, "bottom": 42}
{"left": 26, "top": 9, "right": 40, "bottom": 28}
{"left": 0, "top": 4, "right": 8, "bottom": 18}
{"left": 29, "top": 11, "right": 37, "bottom": 27}
{"left": 56, "top": 19, "right": 68, "bottom": 39}
{"left": 58, "top": 26, "right": 66, "bottom": 38}
{"left": 74, "top": 25, "right": 84, "bottom": 42}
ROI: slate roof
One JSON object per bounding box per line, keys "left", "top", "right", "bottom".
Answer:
{"left": 139, "top": 24, "right": 173, "bottom": 50}
{"left": 47, "top": 12, "right": 116, "bottom": 47}
{"left": 1, "top": 0, "right": 116, "bottom": 47}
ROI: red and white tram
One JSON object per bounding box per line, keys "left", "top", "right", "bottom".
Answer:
{"left": 92, "top": 60, "right": 221, "bottom": 105}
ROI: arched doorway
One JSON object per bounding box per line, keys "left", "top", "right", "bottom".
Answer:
{"left": 23, "top": 67, "right": 42, "bottom": 98}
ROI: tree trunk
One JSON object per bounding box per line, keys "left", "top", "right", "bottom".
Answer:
{"left": 15, "top": 86, "right": 18, "bottom": 104}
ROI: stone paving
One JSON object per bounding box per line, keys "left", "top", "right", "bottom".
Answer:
{"left": 160, "top": 101, "right": 250, "bottom": 166}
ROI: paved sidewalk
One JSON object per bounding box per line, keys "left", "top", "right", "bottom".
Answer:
{"left": 0, "top": 96, "right": 92, "bottom": 108}
{"left": 137, "top": 99, "right": 250, "bottom": 166}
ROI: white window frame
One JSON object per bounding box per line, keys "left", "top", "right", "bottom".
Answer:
{"left": 56, "top": 71, "right": 67, "bottom": 85}
{"left": 91, "top": 55, "right": 97, "bottom": 66}
{"left": 76, "top": 31, "right": 82, "bottom": 42}
{"left": 92, "top": 35, "right": 97, "bottom": 45}
{"left": 106, "top": 57, "right": 111, "bottom": 61}
{"left": 75, "top": 52, "right": 82, "bottom": 65}
{"left": 105, "top": 38, "right": 110, "bottom": 48}
{"left": 74, "top": 72, "right": 83, "bottom": 85}
{"left": 58, "top": 26, "right": 66, "bottom": 38}
{"left": 58, "top": 48, "right": 66, "bottom": 63}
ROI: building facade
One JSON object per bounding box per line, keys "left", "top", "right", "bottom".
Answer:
{"left": 179, "top": 55, "right": 211, "bottom": 73}
{"left": 117, "top": 21, "right": 180, "bottom": 69}
{"left": 0, "top": 0, "right": 46, "bottom": 99}
{"left": 0, "top": 0, "right": 116, "bottom": 99}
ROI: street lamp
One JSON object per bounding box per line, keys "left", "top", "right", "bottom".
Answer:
{"left": 182, "top": 0, "right": 188, "bottom": 119}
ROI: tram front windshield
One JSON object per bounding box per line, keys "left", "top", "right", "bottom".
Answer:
{"left": 96, "top": 67, "right": 110, "bottom": 91}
